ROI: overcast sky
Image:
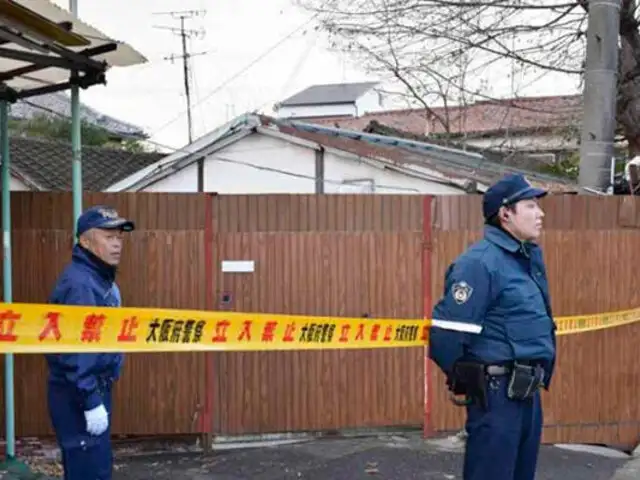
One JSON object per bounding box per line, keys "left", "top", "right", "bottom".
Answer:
{"left": 49, "top": 0, "right": 581, "bottom": 152}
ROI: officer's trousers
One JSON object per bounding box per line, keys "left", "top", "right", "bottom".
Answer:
{"left": 47, "top": 381, "right": 113, "bottom": 480}
{"left": 463, "top": 374, "right": 542, "bottom": 480}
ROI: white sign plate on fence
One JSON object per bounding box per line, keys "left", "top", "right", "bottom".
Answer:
{"left": 221, "top": 260, "right": 255, "bottom": 273}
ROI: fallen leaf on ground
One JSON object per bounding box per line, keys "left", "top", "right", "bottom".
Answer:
{"left": 24, "top": 457, "right": 63, "bottom": 477}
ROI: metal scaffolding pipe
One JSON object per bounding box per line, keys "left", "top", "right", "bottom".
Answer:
{"left": 70, "top": 0, "right": 82, "bottom": 233}
{"left": 1, "top": 100, "right": 15, "bottom": 459}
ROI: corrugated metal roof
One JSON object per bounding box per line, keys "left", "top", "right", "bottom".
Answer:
{"left": 108, "top": 112, "right": 577, "bottom": 193}
{"left": 284, "top": 120, "right": 576, "bottom": 192}
{"left": 0, "top": 0, "right": 146, "bottom": 93}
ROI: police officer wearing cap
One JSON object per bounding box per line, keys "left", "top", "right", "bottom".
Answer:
{"left": 46, "top": 205, "right": 135, "bottom": 480}
{"left": 429, "top": 173, "right": 556, "bottom": 480}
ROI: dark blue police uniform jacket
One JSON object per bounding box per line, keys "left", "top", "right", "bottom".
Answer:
{"left": 429, "top": 225, "right": 556, "bottom": 387}
{"left": 45, "top": 245, "right": 124, "bottom": 411}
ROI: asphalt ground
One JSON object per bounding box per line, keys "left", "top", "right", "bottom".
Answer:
{"left": 0, "top": 432, "right": 629, "bottom": 479}
{"left": 109, "top": 434, "right": 627, "bottom": 480}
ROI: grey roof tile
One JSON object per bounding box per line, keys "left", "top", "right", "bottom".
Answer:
{"left": 279, "top": 82, "right": 379, "bottom": 107}
{"left": 10, "top": 136, "right": 165, "bottom": 191}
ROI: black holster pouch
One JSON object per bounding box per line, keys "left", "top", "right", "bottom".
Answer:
{"left": 448, "top": 362, "right": 489, "bottom": 410}
{"left": 506, "top": 362, "right": 545, "bottom": 401}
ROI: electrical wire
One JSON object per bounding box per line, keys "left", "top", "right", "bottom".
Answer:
{"left": 207, "top": 154, "right": 424, "bottom": 192}
{"left": 17, "top": 99, "right": 461, "bottom": 193}
{"left": 144, "top": 13, "right": 321, "bottom": 141}
{"left": 18, "top": 95, "right": 476, "bottom": 193}
{"left": 11, "top": 12, "right": 324, "bottom": 186}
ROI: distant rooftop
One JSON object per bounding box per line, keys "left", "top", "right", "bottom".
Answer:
{"left": 304, "top": 94, "right": 582, "bottom": 137}
{"left": 278, "top": 82, "right": 379, "bottom": 107}
{"left": 11, "top": 92, "right": 147, "bottom": 139}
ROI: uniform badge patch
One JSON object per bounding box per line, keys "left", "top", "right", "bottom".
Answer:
{"left": 451, "top": 281, "right": 473, "bottom": 305}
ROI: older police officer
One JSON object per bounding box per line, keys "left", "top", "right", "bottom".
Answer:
{"left": 46, "top": 206, "right": 134, "bottom": 480}
{"left": 429, "top": 173, "right": 556, "bottom": 480}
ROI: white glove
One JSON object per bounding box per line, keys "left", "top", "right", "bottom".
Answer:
{"left": 84, "top": 404, "right": 109, "bottom": 436}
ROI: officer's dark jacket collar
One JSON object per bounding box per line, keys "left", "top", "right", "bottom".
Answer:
{"left": 72, "top": 244, "right": 117, "bottom": 283}
{"left": 484, "top": 224, "right": 538, "bottom": 256}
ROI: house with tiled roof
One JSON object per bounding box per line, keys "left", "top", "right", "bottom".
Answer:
{"left": 274, "top": 82, "right": 385, "bottom": 120}
{"left": 8, "top": 136, "right": 166, "bottom": 192}
{"left": 106, "top": 112, "right": 576, "bottom": 195}
{"left": 298, "top": 94, "right": 583, "bottom": 165}
{"left": 4, "top": 89, "right": 167, "bottom": 191}
{"left": 12, "top": 92, "right": 147, "bottom": 139}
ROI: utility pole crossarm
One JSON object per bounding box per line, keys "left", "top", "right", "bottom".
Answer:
{"left": 163, "top": 51, "right": 209, "bottom": 63}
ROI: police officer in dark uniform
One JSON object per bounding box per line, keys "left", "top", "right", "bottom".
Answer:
{"left": 46, "top": 206, "right": 134, "bottom": 480}
{"left": 429, "top": 173, "right": 556, "bottom": 480}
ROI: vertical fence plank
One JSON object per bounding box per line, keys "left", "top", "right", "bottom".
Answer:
{"left": 422, "top": 195, "right": 433, "bottom": 438}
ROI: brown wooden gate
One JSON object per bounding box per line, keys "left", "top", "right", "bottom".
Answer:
{"left": 206, "top": 194, "right": 426, "bottom": 435}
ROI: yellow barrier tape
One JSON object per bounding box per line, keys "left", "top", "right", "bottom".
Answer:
{"left": 554, "top": 307, "right": 640, "bottom": 335}
{"left": 0, "top": 303, "right": 635, "bottom": 353}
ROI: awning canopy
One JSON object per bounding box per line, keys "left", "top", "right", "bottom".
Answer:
{"left": 0, "top": 0, "right": 147, "bottom": 101}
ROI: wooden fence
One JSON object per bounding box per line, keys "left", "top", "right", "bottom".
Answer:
{"left": 0, "top": 192, "right": 638, "bottom": 449}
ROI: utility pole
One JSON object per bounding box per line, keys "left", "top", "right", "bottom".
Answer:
{"left": 154, "top": 10, "right": 207, "bottom": 191}
{"left": 578, "top": 0, "right": 622, "bottom": 192}
{"left": 154, "top": 10, "right": 207, "bottom": 145}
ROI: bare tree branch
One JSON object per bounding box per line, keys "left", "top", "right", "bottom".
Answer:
{"left": 295, "top": 0, "right": 640, "bottom": 161}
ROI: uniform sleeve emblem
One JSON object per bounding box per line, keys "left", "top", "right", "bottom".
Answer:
{"left": 451, "top": 281, "right": 473, "bottom": 305}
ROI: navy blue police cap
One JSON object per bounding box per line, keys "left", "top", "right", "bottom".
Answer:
{"left": 76, "top": 205, "right": 135, "bottom": 237}
{"left": 482, "top": 173, "right": 547, "bottom": 220}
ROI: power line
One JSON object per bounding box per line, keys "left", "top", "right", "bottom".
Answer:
{"left": 146, "top": 13, "right": 320, "bottom": 142}
{"left": 208, "top": 154, "right": 423, "bottom": 192}
{"left": 18, "top": 99, "right": 450, "bottom": 194}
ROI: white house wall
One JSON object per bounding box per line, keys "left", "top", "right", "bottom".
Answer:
{"left": 141, "top": 162, "right": 199, "bottom": 192}
{"left": 10, "top": 176, "right": 30, "bottom": 191}
{"left": 322, "top": 149, "right": 462, "bottom": 194}
{"left": 142, "top": 133, "right": 316, "bottom": 193}
{"left": 276, "top": 103, "right": 357, "bottom": 119}
{"left": 354, "top": 89, "right": 385, "bottom": 116}
{"left": 140, "top": 132, "right": 464, "bottom": 194}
